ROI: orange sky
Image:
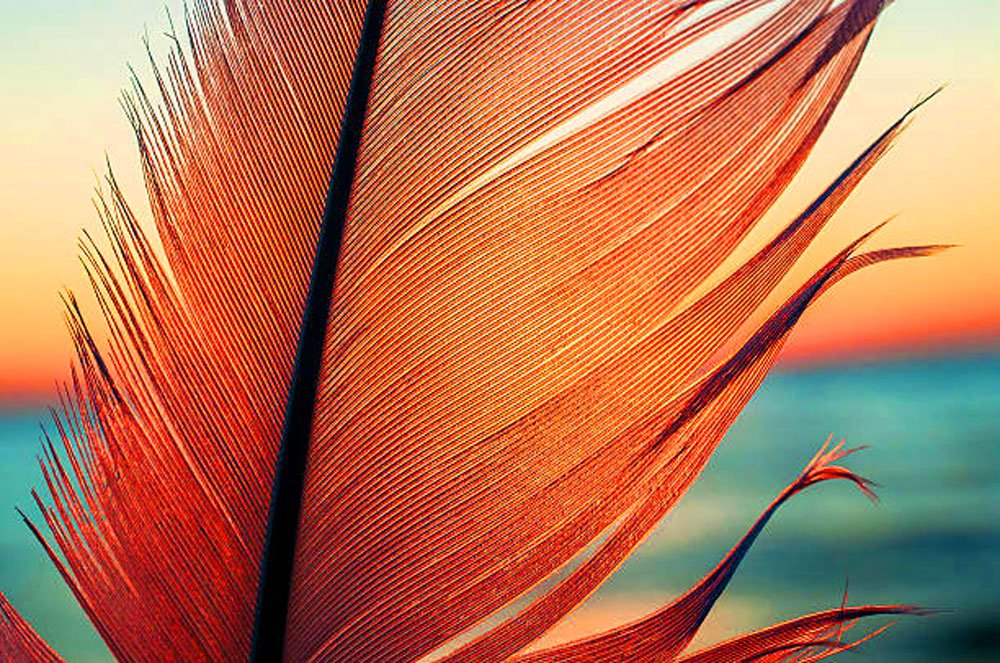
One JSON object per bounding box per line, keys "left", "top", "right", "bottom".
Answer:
{"left": 1, "top": 1, "right": 998, "bottom": 401}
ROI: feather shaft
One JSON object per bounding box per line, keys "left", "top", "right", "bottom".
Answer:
{"left": 251, "top": 0, "right": 389, "bottom": 659}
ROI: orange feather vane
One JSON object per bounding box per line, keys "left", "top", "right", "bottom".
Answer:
{"left": 1, "top": 0, "right": 945, "bottom": 660}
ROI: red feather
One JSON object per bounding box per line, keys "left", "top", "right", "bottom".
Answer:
{"left": 0, "top": 0, "right": 944, "bottom": 661}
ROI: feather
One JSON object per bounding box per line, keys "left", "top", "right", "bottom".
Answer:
{"left": 0, "top": 595, "right": 62, "bottom": 662}
{"left": 509, "top": 440, "right": 886, "bottom": 662}
{"left": 675, "top": 607, "right": 913, "bottom": 662}
{"left": 1, "top": 0, "right": 944, "bottom": 661}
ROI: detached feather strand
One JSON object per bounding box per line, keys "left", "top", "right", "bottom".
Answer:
{"left": 512, "top": 440, "right": 885, "bottom": 662}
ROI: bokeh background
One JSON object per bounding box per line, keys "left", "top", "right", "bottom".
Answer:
{"left": 1, "top": 0, "right": 997, "bottom": 660}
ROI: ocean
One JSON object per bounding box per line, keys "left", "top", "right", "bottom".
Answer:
{"left": 1, "top": 351, "right": 997, "bottom": 661}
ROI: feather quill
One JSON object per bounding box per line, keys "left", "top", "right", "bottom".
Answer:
{"left": 1, "top": 0, "right": 944, "bottom": 661}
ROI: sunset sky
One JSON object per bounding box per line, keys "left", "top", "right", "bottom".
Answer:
{"left": 1, "top": 0, "right": 998, "bottom": 401}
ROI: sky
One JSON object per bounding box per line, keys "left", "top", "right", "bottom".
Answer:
{"left": 0, "top": 0, "right": 998, "bottom": 401}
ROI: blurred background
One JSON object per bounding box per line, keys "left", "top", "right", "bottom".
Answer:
{"left": 541, "top": 352, "right": 1000, "bottom": 662}
{"left": 1, "top": 0, "right": 997, "bottom": 660}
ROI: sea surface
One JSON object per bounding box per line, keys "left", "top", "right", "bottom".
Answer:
{"left": 1, "top": 351, "right": 997, "bottom": 661}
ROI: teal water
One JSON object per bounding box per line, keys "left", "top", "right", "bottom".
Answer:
{"left": 1, "top": 351, "right": 997, "bottom": 661}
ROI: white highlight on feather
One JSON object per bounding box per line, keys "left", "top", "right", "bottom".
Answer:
{"left": 363, "top": 1, "right": 786, "bottom": 278}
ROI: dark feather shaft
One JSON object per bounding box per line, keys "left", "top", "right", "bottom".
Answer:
{"left": 251, "top": 1, "right": 388, "bottom": 659}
